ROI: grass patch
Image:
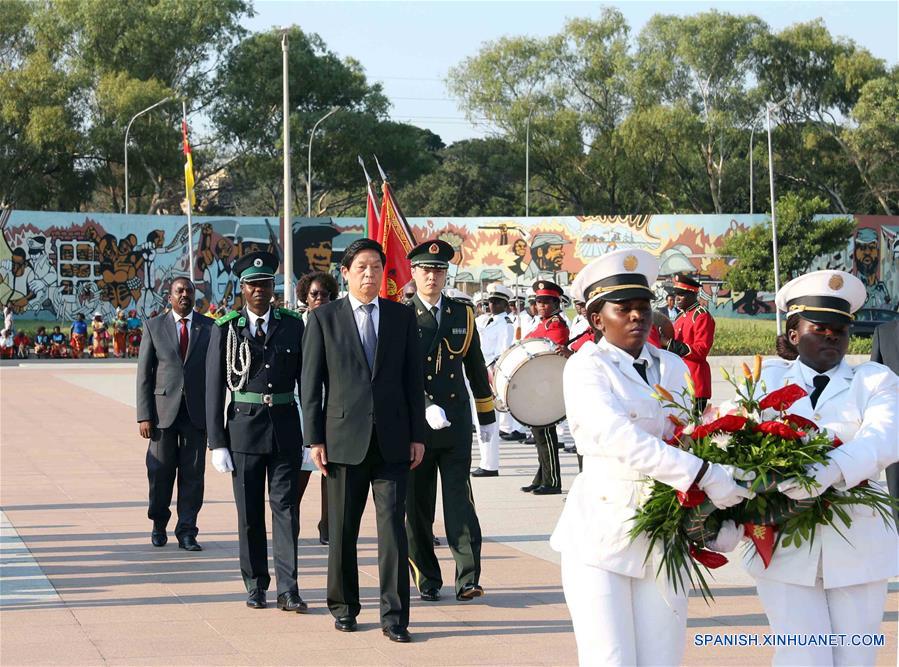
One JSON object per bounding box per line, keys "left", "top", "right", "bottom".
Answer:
{"left": 713, "top": 318, "right": 872, "bottom": 356}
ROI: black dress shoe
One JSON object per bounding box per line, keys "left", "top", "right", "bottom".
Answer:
{"left": 246, "top": 588, "right": 266, "bottom": 609}
{"left": 498, "top": 430, "right": 512, "bottom": 439}
{"left": 532, "top": 485, "right": 562, "bottom": 495}
{"left": 520, "top": 483, "right": 539, "bottom": 493}
{"left": 523, "top": 435, "right": 536, "bottom": 445}
{"left": 563, "top": 445, "right": 577, "bottom": 454}
{"left": 432, "top": 535, "right": 440, "bottom": 546}
{"left": 456, "top": 583, "right": 485, "bottom": 601}
{"left": 334, "top": 616, "right": 357, "bottom": 632}
{"left": 177, "top": 535, "right": 202, "bottom": 551}
{"left": 382, "top": 625, "right": 411, "bottom": 643}
{"left": 501, "top": 430, "right": 526, "bottom": 441}
{"left": 277, "top": 591, "right": 308, "bottom": 613}
{"left": 420, "top": 587, "right": 441, "bottom": 602}
{"left": 151, "top": 527, "right": 167, "bottom": 547}
{"left": 318, "top": 523, "right": 329, "bottom": 546}
{"left": 471, "top": 467, "right": 498, "bottom": 477}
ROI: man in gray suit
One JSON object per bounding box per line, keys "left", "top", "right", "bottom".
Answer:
{"left": 871, "top": 320, "right": 899, "bottom": 521}
{"left": 137, "top": 277, "right": 212, "bottom": 550}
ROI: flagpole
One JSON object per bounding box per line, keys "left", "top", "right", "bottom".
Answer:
{"left": 182, "top": 100, "right": 195, "bottom": 280}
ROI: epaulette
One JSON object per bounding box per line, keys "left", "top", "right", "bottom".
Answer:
{"left": 215, "top": 310, "right": 240, "bottom": 326}
{"left": 691, "top": 306, "right": 708, "bottom": 322}
{"left": 504, "top": 316, "right": 512, "bottom": 324}
{"left": 277, "top": 307, "right": 302, "bottom": 320}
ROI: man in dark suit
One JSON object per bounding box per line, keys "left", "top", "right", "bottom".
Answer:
{"left": 205, "top": 252, "right": 308, "bottom": 613}
{"left": 137, "top": 277, "right": 211, "bottom": 551}
{"left": 405, "top": 240, "right": 496, "bottom": 603}
{"left": 871, "top": 319, "right": 899, "bottom": 520}
{"left": 302, "top": 238, "right": 426, "bottom": 643}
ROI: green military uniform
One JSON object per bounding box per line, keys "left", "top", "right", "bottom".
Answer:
{"left": 405, "top": 240, "right": 496, "bottom": 601}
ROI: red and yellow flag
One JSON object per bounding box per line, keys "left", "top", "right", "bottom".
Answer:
{"left": 365, "top": 178, "right": 381, "bottom": 242}
{"left": 377, "top": 180, "right": 416, "bottom": 301}
{"left": 182, "top": 119, "right": 196, "bottom": 208}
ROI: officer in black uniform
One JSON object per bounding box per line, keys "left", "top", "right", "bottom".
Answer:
{"left": 205, "top": 251, "right": 307, "bottom": 612}
{"left": 405, "top": 239, "right": 497, "bottom": 603}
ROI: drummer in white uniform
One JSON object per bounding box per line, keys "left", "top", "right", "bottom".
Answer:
{"left": 551, "top": 248, "right": 752, "bottom": 666}
{"left": 472, "top": 283, "right": 518, "bottom": 475}
{"left": 746, "top": 270, "right": 898, "bottom": 667}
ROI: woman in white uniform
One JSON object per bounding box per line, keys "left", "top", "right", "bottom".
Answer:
{"left": 551, "top": 248, "right": 752, "bottom": 666}
{"left": 747, "top": 270, "right": 898, "bottom": 667}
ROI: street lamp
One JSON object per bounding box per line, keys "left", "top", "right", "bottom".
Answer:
{"left": 307, "top": 106, "right": 340, "bottom": 217}
{"left": 281, "top": 28, "right": 293, "bottom": 307}
{"left": 525, "top": 114, "right": 530, "bottom": 217}
{"left": 124, "top": 96, "right": 171, "bottom": 215}
{"left": 766, "top": 95, "right": 791, "bottom": 335}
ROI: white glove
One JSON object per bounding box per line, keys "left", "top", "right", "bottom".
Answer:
{"left": 778, "top": 460, "right": 843, "bottom": 500}
{"left": 479, "top": 422, "right": 498, "bottom": 443}
{"left": 698, "top": 463, "right": 756, "bottom": 509}
{"left": 211, "top": 448, "right": 234, "bottom": 473}
{"left": 706, "top": 520, "right": 744, "bottom": 553}
{"left": 425, "top": 405, "right": 451, "bottom": 430}
{"left": 720, "top": 464, "right": 757, "bottom": 483}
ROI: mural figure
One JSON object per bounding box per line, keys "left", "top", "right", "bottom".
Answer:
{"left": 291, "top": 221, "right": 338, "bottom": 277}
{"left": 508, "top": 238, "right": 529, "bottom": 276}
{"left": 525, "top": 233, "right": 569, "bottom": 282}
{"left": 852, "top": 227, "right": 891, "bottom": 308}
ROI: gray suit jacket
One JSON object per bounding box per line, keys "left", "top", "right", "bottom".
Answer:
{"left": 871, "top": 320, "right": 899, "bottom": 374}
{"left": 136, "top": 311, "right": 211, "bottom": 430}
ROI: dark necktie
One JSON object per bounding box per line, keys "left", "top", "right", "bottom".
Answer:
{"left": 810, "top": 374, "right": 830, "bottom": 408}
{"left": 255, "top": 318, "right": 265, "bottom": 342}
{"left": 361, "top": 303, "right": 377, "bottom": 370}
{"left": 430, "top": 305, "right": 439, "bottom": 325}
{"left": 178, "top": 318, "right": 189, "bottom": 361}
{"left": 633, "top": 360, "right": 649, "bottom": 385}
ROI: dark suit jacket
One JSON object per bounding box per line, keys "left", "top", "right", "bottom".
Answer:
{"left": 301, "top": 296, "right": 426, "bottom": 465}
{"left": 205, "top": 308, "right": 304, "bottom": 455}
{"left": 871, "top": 320, "right": 899, "bottom": 373}
{"left": 136, "top": 312, "right": 212, "bottom": 430}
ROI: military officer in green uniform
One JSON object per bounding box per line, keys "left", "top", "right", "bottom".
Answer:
{"left": 405, "top": 239, "right": 498, "bottom": 602}
{"left": 205, "top": 251, "right": 308, "bottom": 613}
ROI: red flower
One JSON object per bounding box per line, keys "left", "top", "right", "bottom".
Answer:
{"left": 783, "top": 414, "right": 819, "bottom": 432}
{"left": 689, "top": 546, "right": 728, "bottom": 569}
{"left": 676, "top": 485, "right": 707, "bottom": 508}
{"left": 758, "top": 384, "right": 808, "bottom": 411}
{"left": 831, "top": 436, "right": 843, "bottom": 447}
{"left": 753, "top": 421, "right": 805, "bottom": 440}
{"left": 692, "top": 415, "right": 748, "bottom": 440}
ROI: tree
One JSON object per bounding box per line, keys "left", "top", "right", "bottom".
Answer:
{"left": 212, "top": 26, "right": 441, "bottom": 217}
{"left": 720, "top": 193, "right": 856, "bottom": 292}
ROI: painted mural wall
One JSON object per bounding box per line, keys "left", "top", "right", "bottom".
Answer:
{"left": 2, "top": 209, "right": 896, "bottom": 321}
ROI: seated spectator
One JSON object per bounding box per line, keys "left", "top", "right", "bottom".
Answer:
{"left": 13, "top": 330, "right": 30, "bottom": 358}
{"left": 50, "top": 326, "right": 69, "bottom": 358}
{"left": 70, "top": 314, "right": 88, "bottom": 358}
{"left": 0, "top": 329, "right": 14, "bottom": 359}
{"left": 34, "top": 327, "right": 51, "bottom": 357}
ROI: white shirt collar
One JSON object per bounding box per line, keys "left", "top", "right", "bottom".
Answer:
{"left": 347, "top": 292, "right": 379, "bottom": 313}
{"left": 246, "top": 307, "right": 271, "bottom": 327}
{"left": 417, "top": 293, "right": 442, "bottom": 313}
{"left": 171, "top": 309, "right": 194, "bottom": 325}
{"left": 597, "top": 336, "right": 654, "bottom": 369}
{"left": 797, "top": 359, "right": 841, "bottom": 387}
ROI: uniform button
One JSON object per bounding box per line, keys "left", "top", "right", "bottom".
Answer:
{"left": 265, "top": 364, "right": 270, "bottom": 369}
{"left": 449, "top": 354, "right": 455, "bottom": 360}
{"left": 629, "top": 412, "right": 637, "bottom": 419}
{"left": 268, "top": 383, "right": 273, "bottom": 388}
{"left": 427, "top": 375, "right": 432, "bottom": 380}
{"left": 814, "top": 413, "right": 822, "bottom": 421}
{"left": 428, "top": 394, "right": 434, "bottom": 400}
{"left": 450, "top": 393, "right": 456, "bottom": 399}
{"left": 427, "top": 356, "right": 432, "bottom": 362}
{"left": 286, "top": 348, "right": 290, "bottom": 353}
{"left": 449, "top": 373, "right": 454, "bottom": 379}
{"left": 236, "top": 407, "right": 240, "bottom": 413}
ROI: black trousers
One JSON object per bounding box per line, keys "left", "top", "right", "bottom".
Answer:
{"left": 327, "top": 435, "right": 409, "bottom": 628}
{"left": 532, "top": 425, "right": 561, "bottom": 489}
{"left": 406, "top": 445, "right": 482, "bottom": 596}
{"left": 146, "top": 402, "right": 206, "bottom": 538}
{"left": 231, "top": 446, "right": 300, "bottom": 595}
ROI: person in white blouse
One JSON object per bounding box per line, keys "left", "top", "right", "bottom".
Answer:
{"left": 551, "top": 248, "right": 752, "bottom": 666}
{"left": 745, "top": 270, "right": 898, "bottom": 667}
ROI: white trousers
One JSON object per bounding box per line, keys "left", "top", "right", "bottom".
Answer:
{"left": 469, "top": 378, "right": 500, "bottom": 471}
{"left": 755, "top": 577, "right": 889, "bottom": 666}
{"left": 499, "top": 410, "right": 523, "bottom": 434}
{"left": 561, "top": 554, "right": 688, "bottom": 666}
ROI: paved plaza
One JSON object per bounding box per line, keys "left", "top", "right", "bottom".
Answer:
{"left": 0, "top": 361, "right": 896, "bottom": 666}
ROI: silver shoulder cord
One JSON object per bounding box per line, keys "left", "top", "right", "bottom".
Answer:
{"left": 225, "top": 323, "right": 251, "bottom": 392}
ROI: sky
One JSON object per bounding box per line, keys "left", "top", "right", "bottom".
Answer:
{"left": 243, "top": 1, "right": 899, "bottom": 145}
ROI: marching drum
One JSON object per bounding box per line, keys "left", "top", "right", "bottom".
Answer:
{"left": 492, "top": 337, "right": 567, "bottom": 427}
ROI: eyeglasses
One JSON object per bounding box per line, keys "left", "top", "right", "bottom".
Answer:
{"left": 308, "top": 290, "right": 330, "bottom": 300}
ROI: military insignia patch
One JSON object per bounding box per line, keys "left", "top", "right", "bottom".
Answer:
{"left": 253, "top": 258, "right": 263, "bottom": 267}
{"left": 828, "top": 274, "right": 844, "bottom": 291}
{"left": 538, "top": 282, "right": 545, "bottom": 289}
{"left": 452, "top": 327, "right": 466, "bottom": 334}
{"left": 429, "top": 243, "right": 440, "bottom": 254}
{"left": 623, "top": 254, "right": 638, "bottom": 271}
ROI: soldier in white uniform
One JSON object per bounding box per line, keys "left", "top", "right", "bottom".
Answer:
{"left": 746, "top": 270, "right": 898, "bottom": 667}
{"left": 472, "top": 283, "right": 517, "bottom": 476}
{"left": 551, "top": 248, "right": 752, "bottom": 666}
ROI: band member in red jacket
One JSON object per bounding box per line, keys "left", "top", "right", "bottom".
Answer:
{"left": 664, "top": 274, "right": 715, "bottom": 417}
{"left": 522, "top": 280, "right": 571, "bottom": 495}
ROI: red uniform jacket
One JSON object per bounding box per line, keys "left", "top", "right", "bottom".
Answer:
{"left": 569, "top": 329, "right": 594, "bottom": 352}
{"left": 526, "top": 313, "right": 569, "bottom": 347}
{"left": 671, "top": 303, "right": 715, "bottom": 398}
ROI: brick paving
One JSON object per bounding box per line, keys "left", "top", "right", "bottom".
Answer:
{"left": 0, "top": 362, "right": 895, "bottom": 666}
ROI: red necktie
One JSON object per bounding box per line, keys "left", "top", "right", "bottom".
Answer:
{"left": 179, "top": 318, "right": 189, "bottom": 361}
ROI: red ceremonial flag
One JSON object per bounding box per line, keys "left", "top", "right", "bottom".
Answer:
{"left": 743, "top": 522, "right": 777, "bottom": 568}
{"left": 365, "top": 179, "right": 381, "bottom": 241}
{"left": 377, "top": 179, "right": 416, "bottom": 301}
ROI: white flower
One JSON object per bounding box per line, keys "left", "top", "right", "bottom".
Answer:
{"left": 682, "top": 424, "right": 695, "bottom": 435}
{"left": 711, "top": 433, "right": 731, "bottom": 451}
